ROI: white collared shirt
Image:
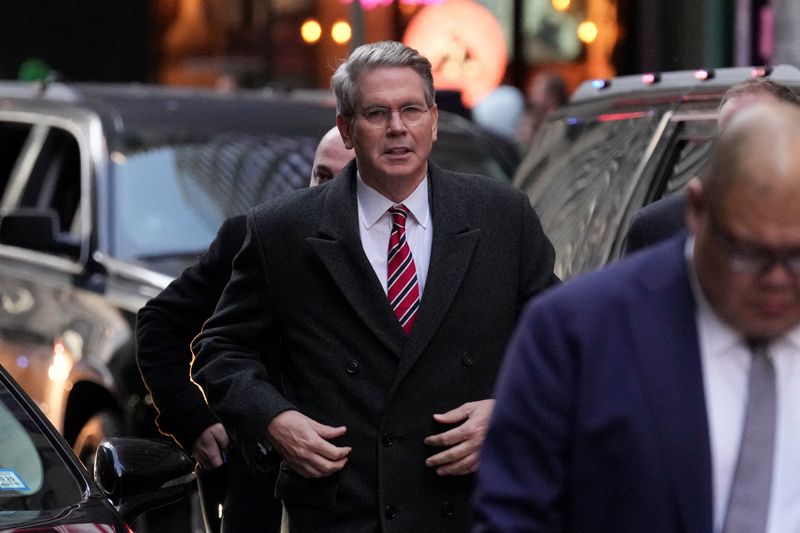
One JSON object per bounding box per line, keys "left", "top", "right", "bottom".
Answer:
{"left": 356, "top": 173, "right": 432, "bottom": 297}
{"left": 686, "top": 237, "right": 800, "bottom": 533}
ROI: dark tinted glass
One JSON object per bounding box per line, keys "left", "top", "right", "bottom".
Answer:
{"left": 517, "top": 113, "right": 662, "bottom": 279}
{"left": 0, "top": 375, "right": 84, "bottom": 526}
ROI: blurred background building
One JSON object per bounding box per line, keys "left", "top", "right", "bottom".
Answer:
{"left": 2, "top": 0, "right": 798, "bottom": 101}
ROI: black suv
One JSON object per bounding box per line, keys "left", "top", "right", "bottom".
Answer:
{"left": 0, "top": 82, "right": 511, "bottom": 467}
{"left": 516, "top": 64, "right": 800, "bottom": 280}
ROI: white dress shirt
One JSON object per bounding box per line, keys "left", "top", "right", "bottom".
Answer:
{"left": 356, "top": 173, "right": 432, "bottom": 297}
{"left": 686, "top": 237, "right": 800, "bottom": 533}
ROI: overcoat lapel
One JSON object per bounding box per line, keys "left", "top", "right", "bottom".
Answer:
{"left": 394, "top": 165, "right": 479, "bottom": 384}
{"left": 633, "top": 238, "right": 713, "bottom": 533}
{"left": 307, "top": 165, "right": 407, "bottom": 355}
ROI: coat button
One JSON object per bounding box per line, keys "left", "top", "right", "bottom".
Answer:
{"left": 345, "top": 360, "right": 359, "bottom": 374}
{"left": 382, "top": 432, "right": 394, "bottom": 447}
{"left": 385, "top": 505, "right": 397, "bottom": 520}
{"left": 461, "top": 352, "right": 474, "bottom": 366}
{"left": 441, "top": 501, "right": 455, "bottom": 517}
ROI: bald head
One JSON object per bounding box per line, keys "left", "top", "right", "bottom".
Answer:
{"left": 704, "top": 101, "right": 800, "bottom": 200}
{"left": 310, "top": 127, "right": 353, "bottom": 187}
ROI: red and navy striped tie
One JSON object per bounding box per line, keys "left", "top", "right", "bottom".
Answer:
{"left": 387, "top": 204, "right": 420, "bottom": 334}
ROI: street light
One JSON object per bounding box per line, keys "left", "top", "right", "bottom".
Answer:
{"left": 301, "top": 19, "right": 323, "bottom": 44}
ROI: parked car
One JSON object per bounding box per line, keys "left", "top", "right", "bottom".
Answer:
{"left": 0, "top": 362, "right": 194, "bottom": 532}
{"left": 515, "top": 64, "right": 800, "bottom": 280}
{"left": 0, "top": 81, "right": 513, "bottom": 469}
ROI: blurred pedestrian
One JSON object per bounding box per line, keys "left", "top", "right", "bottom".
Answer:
{"left": 136, "top": 126, "right": 352, "bottom": 533}
{"left": 471, "top": 85, "right": 526, "bottom": 176}
{"left": 516, "top": 71, "right": 568, "bottom": 147}
{"left": 191, "top": 40, "right": 557, "bottom": 533}
{"left": 472, "top": 85, "right": 525, "bottom": 142}
{"left": 623, "top": 77, "right": 800, "bottom": 255}
{"left": 473, "top": 100, "right": 800, "bottom": 532}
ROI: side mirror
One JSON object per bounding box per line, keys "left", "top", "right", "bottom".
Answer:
{"left": 0, "top": 208, "right": 80, "bottom": 257}
{"left": 94, "top": 437, "right": 195, "bottom": 523}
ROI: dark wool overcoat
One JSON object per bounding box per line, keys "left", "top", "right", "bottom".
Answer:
{"left": 192, "top": 160, "right": 557, "bottom": 533}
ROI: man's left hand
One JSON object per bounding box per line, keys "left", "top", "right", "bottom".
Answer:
{"left": 423, "top": 399, "right": 495, "bottom": 476}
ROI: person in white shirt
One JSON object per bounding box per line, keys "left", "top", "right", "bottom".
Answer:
{"left": 191, "top": 40, "right": 557, "bottom": 533}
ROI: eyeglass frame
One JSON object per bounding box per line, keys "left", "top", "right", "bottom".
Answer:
{"left": 706, "top": 200, "right": 800, "bottom": 275}
{"left": 354, "top": 103, "right": 431, "bottom": 128}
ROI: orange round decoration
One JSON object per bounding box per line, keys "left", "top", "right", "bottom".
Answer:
{"left": 403, "top": 0, "right": 508, "bottom": 107}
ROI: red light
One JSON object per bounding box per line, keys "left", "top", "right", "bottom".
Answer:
{"left": 597, "top": 111, "right": 648, "bottom": 122}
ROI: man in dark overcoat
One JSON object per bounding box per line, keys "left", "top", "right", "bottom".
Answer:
{"left": 191, "top": 40, "right": 557, "bottom": 533}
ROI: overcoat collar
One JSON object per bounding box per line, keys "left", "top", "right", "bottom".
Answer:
{"left": 306, "top": 160, "right": 479, "bottom": 367}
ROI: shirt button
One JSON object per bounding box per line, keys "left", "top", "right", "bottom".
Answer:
{"left": 461, "top": 352, "right": 474, "bottom": 366}
{"left": 441, "top": 501, "right": 455, "bottom": 517}
{"left": 345, "top": 360, "right": 359, "bottom": 374}
{"left": 385, "top": 505, "right": 397, "bottom": 520}
{"left": 382, "top": 432, "right": 394, "bottom": 447}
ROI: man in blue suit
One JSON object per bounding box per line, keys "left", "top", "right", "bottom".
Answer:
{"left": 473, "top": 100, "right": 800, "bottom": 532}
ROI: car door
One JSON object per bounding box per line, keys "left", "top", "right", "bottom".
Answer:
{"left": 0, "top": 104, "right": 129, "bottom": 453}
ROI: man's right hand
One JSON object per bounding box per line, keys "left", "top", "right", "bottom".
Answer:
{"left": 192, "top": 422, "right": 230, "bottom": 469}
{"left": 266, "top": 410, "right": 351, "bottom": 478}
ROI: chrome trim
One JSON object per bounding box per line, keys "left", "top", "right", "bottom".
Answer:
{"left": 0, "top": 244, "right": 84, "bottom": 276}
{"left": 95, "top": 252, "right": 174, "bottom": 290}
{"left": 601, "top": 110, "right": 674, "bottom": 265}
{"left": 2, "top": 123, "right": 50, "bottom": 208}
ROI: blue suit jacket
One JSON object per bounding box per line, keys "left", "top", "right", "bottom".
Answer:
{"left": 473, "top": 236, "right": 714, "bottom": 533}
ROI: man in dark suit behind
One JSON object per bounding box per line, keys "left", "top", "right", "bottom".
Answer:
{"left": 191, "top": 40, "right": 556, "bottom": 533}
{"left": 623, "top": 77, "right": 800, "bottom": 255}
{"left": 473, "top": 101, "right": 800, "bottom": 532}
{"left": 136, "top": 126, "right": 353, "bottom": 532}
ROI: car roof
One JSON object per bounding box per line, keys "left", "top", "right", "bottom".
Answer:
{"left": 570, "top": 64, "right": 800, "bottom": 104}
{"left": 0, "top": 81, "right": 339, "bottom": 144}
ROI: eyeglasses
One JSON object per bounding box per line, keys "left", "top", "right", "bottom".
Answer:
{"left": 707, "top": 204, "right": 800, "bottom": 275}
{"left": 358, "top": 104, "right": 430, "bottom": 127}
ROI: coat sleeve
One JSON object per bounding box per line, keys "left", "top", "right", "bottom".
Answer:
{"left": 135, "top": 216, "right": 245, "bottom": 451}
{"left": 471, "top": 297, "right": 575, "bottom": 531}
{"left": 191, "top": 211, "right": 296, "bottom": 471}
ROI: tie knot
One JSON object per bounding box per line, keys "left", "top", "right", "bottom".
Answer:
{"left": 745, "top": 338, "right": 769, "bottom": 357}
{"left": 390, "top": 204, "right": 409, "bottom": 227}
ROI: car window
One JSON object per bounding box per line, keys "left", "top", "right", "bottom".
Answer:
{"left": 17, "top": 126, "right": 82, "bottom": 237}
{"left": 657, "top": 118, "right": 716, "bottom": 199}
{"left": 110, "top": 132, "right": 318, "bottom": 263}
{"left": 0, "top": 123, "right": 84, "bottom": 260}
{"left": 0, "top": 373, "right": 84, "bottom": 524}
{"left": 0, "top": 122, "right": 33, "bottom": 207}
{"left": 517, "top": 111, "right": 665, "bottom": 279}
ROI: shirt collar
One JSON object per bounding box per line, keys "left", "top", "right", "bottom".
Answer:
{"left": 356, "top": 172, "right": 430, "bottom": 230}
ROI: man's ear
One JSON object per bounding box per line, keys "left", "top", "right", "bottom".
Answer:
{"left": 337, "top": 114, "right": 354, "bottom": 149}
{"left": 430, "top": 104, "right": 438, "bottom": 142}
{"left": 685, "top": 177, "right": 705, "bottom": 235}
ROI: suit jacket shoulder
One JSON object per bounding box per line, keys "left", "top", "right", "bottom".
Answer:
{"left": 474, "top": 235, "right": 711, "bottom": 532}
{"left": 623, "top": 193, "right": 688, "bottom": 255}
